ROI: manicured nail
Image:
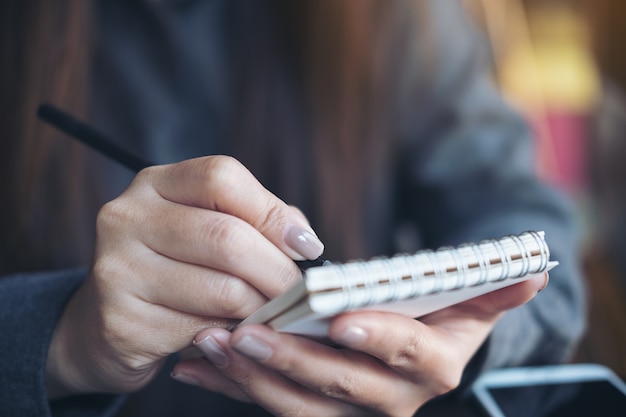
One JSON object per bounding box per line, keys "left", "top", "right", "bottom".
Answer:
{"left": 335, "top": 326, "right": 368, "bottom": 347}
{"left": 194, "top": 335, "right": 228, "bottom": 368}
{"left": 232, "top": 335, "right": 273, "bottom": 362}
{"left": 285, "top": 225, "right": 324, "bottom": 260}
{"left": 538, "top": 273, "right": 550, "bottom": 293}
{"left": 171, "top": 372, "right": 199, "bottom": 386}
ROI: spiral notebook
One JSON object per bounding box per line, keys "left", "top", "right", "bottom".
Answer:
{"left": 242, "top": 231, "right": 557, "bottom": 337}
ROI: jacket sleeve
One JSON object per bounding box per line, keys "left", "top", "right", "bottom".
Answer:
{"left": 397, "top": 0, "right": 587, "bottom": 382}
{"left": 0, "top": 268, "right": 124, "bottom": 417}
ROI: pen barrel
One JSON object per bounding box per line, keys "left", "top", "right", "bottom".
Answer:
{"left": 38, "top": 103, "right": 154, "bottom": 172}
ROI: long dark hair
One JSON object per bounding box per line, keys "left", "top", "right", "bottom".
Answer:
{"left": 0, "top": 1, "right": 431, "bottom": 274}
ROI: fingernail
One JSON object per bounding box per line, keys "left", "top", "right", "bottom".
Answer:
{"left": 538, "top": 273, "right": 550, "bottom": 293}
{"left": 335, "top": 326, "right": 368, "bottom": 347}
{"left": 194, "top": 336, "right": 228, "bottom": 368}
{"left": 232, "top": 335, "right": 273, "bottom": 362}
{"left": 171, "top": 372, "right": 199, "bottom": 386}
{"left": 285, "top": 225, "right": 324, "bottom": 260}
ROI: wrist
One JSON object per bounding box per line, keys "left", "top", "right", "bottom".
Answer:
{"left": 46, "top": 298, "right": 82, "bottom": 398}
{"left": 45, "top": 285, "right": 97, "bottom": 399}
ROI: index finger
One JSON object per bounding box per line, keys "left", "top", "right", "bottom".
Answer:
{"left": 147, "top": 156, "right": 324, "bottom": 261}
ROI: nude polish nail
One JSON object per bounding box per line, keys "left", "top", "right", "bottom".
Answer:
{"left": 335, "top": 326, "right": 368, "bottom": 348}
{"left": 285, "top": 225, "right": 324, "bottom": 260}
{"left": 232, "top": 335, "right": 273, "bottom": 362}
{"left": 538, "top": 273, "right": 550, "bottom": 293}
{"left": 194, "top": 336, "right": 228, "bottom": 368}
{"left": 171, "top": 372, "right": 199, "bottom": 386}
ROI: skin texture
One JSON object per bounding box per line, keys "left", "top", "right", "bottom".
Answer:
{"left": 174, "top": 274, "right": 548, "bottom": 416}
{"left": 46, "top": 156, "right": 322, "bottom": 396}
{"left": 45, "top": 155, "right": 549, "bottom": 416}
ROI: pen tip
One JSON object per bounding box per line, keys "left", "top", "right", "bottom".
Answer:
{"left": 295, "top": 257, "right": 329, "bottom": 270}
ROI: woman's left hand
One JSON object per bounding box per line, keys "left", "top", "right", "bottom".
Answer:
{"left": 172, "top": 273, "right": 548, "bottom": 417}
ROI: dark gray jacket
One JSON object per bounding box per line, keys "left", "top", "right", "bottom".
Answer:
{"left": 0, "top": 1, "right": 586, "bottom": 416}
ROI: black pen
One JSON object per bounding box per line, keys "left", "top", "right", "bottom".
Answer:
{"left": 37, "top": 103, "right": 152, "bottom": 172}
{"left": 37, "top": 103, "right": 328, "bottom": 270}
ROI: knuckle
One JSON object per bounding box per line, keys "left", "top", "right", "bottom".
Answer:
{"left": 427, "top": 350, "right": 464, "bottom": 396}
{"left": 202, "top": 155, "right": 246, "bottom": 193}
{"left": 255, "top": 198, "right": 285, "bottom": 232}
{"left": 208, "top": 154, "right": 242, "bottom": 172}
{"left": 134, "top": 165, "right": 157, "bottom": 183}
{"left": 319, "top": 373, "right": 359, "bottom": 402}
{"left": 201, "top": 216, "right": 248, "bottom": 265}
{"left": 210, "top": 278, "right": 263, "bottom": 318}
{"left": 272, "top": 262, "right": 303, "bottom": 294}
{"left": 91, "top": 254, "right": 119, "bottom": 285}
{"left": 96, "top": 195, "right": 147, "bottom": 240}
{"left": 100, "top": 306, "right": 131, "bottom": 347}
{"left": 381, "top": 333, "right": 462, "bottom": 396}
{"left": 385, "top": 334, "right": 425, "bottom": 369}
{"left": 96, "top": 199, "right": 127, "bottom": 234}
{"left": 90, "top": 253, "right": 134, "bottom": 300}
{"left": 433, "top": 368, "right": 463, "bottom": 396}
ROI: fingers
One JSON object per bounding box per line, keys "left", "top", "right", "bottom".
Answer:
{"left": 168, "top": 258, "right": 548, "bottom": 415}
{"left": 178, "top": 328, "right": 364, "bottom": 416}
{"left": 140, "top": 256, "right": 268, "bottom": 319}
{"left": 146, "top": 156, "right": 324, "bottom": 260}
{"left": 326, "top": 276, "right": 549, "bottom": 385}
{"left": 184, "top": 326, "right": 426, "bottom": 416}
{"left": 99, "top": 195, "right": 302, "bottom": 299}
{"left": 475, "top": 272, "right": 549, "bottom": 314}
{"left": 327, "top": 312, "right": 467, "bottom": 393}
{"left": 433, "top": 272, "right": 550, "bottom": 320}
{"left": 173, "top": 273, "right": 550, "bottom": 416}
{"left": 320, "top": 273, "right": 551, "bottom": 387}
{"left": 63, "top": 155, "right": 326, "bottom": 395}
{"left": 172, "top": 357, "right": 253, "bottom": 403}
{"left": 95, "top": 156, "right": 320, "bottom": 309}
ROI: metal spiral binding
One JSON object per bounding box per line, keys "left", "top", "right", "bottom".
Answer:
{"left": 469, "top": 240, "right": 490, "bottom": 286}
{"left": 403, "top": 251, "right": 426, "bottom": 299}
{"left": 510, "top": 233, "right": 531, "bottom": 277}
{"left": 383, "top": 256, "right": 402, "bottom": 302}
{"left": 450, "top": 245, "right": 470, "bottom": 289}
{"left": 493, "top": 235, "right": 512, "bottom": 281}
{"left": 307, "top": 231, "right": 551, "bottom": 312}
{"left": 527, "top": 230, "right": 550, "bottom": 272}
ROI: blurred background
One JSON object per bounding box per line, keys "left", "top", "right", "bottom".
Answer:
{"left": 464, "top": 0, "right": 626, "bottom": 378}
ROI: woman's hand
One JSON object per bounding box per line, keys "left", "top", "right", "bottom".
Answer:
{"left": 173, "top": 272, "right": 549, "bottom": 416}
{"left": 46, "top": 155, "right": 324, "bottom": 397}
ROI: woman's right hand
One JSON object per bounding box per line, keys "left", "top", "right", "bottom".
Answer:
{"left": 45, "top": 155, "right": 324, "bottom": 397}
